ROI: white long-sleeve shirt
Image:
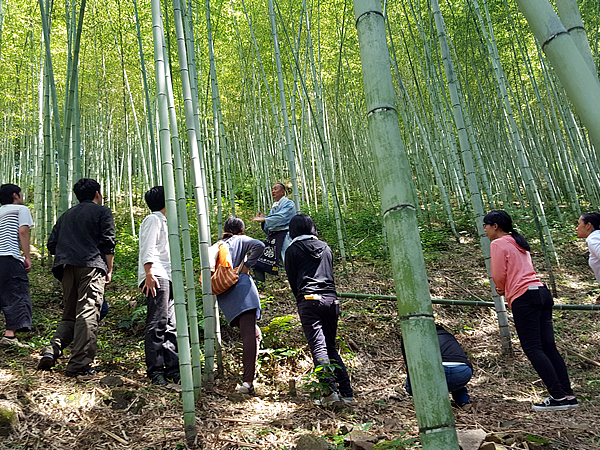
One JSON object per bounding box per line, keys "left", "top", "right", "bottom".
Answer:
{"left": 137, "top": 212, "right": 171, "bottom": 286}
{"left": 586, "top": 229, "right": 600, "bottom": 286}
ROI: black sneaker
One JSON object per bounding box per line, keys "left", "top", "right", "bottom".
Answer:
{"left": 166, "top": 372, "right": 181, "bottom": 384}
{"left": 566, "top": 397, "right": 579, "bottom": 408}
{"left": 149, "top": 371, "right": 168, "bottom": 386}
{"left": 65, "top": 366, "right": 99, "bottom": 377}
{"left": 532, "top": 397, "right": 573, "bottom": 411}
{"left": 37, "top": 353, "right": 56, "bottom": 370}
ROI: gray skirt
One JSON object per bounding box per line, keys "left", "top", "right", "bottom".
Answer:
{"left": 216, "top": 273, "right": 261, "bottom": 324}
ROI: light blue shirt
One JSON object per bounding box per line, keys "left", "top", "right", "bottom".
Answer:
{"left": 263, "top": 197, "right": 296, "bottom": 233}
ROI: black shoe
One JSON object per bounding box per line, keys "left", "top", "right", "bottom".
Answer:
{"left": 532, "top": 397, "right": 573, "bottom": 411}
{"left": 65, "top": 366, "right": 98, "bottom": 377}
{"left": 166, "top": 372, "right": 181, "bottom": 384}
{"left": 37, "top": 353, "right": 56, "bottom": 370}
{"left": 566, "top": 397, "right": 579, "bottom": 408}
{"left": 149, "top": 371, "right": 168, "bottom": 386}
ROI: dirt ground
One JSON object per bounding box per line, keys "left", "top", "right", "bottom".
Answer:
{"left": 1, "top": 237, "right": 599, "bottom": 449}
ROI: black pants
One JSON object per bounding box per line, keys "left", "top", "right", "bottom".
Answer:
{"left": 297, "top": 295, "right": 353, "bottom": 398}
{"left": 143, "top": 277, "right": 179, "bottom": 376}
{"left": 512, "top": 286, "right": 573, "bottom": 399}
{"left": 0, "top": 256, "right": 32, "bottom": 331}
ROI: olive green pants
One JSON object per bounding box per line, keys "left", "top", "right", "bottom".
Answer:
{"left": 43, "top": 266, "right": 105, "bottom": 372}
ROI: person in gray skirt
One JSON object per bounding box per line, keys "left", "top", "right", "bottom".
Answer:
{"left": 211, "top": 216, "right": 265, "bottom": 395}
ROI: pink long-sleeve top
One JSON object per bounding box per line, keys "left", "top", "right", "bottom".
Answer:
{"left": 490, "top": 234, "right": 543, "bottom": 308}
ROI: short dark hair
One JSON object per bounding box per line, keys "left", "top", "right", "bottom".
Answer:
{"left": 145, "top": 186, "right": 165, "bottom": 212}
{"left": 483, "top": 210, "right": 530, "bottom": 252}
{"left": 289, "top": 214, "right": 317, "bottom": 239}
{"left": 223, "top": 216, "right": 245, "bottom": 238}
{"left": 0, "top": 184, "right": 21, "bottom": 205}
{"left": 581, "top": 212, "right": 600, "bottom": 231}
{"left": 273, "top": 183, "right": 286, "bottom": 192}
{"left": 73, "top": 178, "right": 101, "bottom": 202}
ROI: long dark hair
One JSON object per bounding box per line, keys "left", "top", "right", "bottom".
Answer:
{"left": 483, "top": 210, "right": 530, "bottom": 252}
{"left": 581, "top": 212, "right": 600, "bottom": 231}
{"left": 222, "top": 216, "right": 245, "bottom": 240}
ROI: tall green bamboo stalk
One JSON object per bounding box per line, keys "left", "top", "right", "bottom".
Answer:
{"left": 353, "top": 2, "right": 459, "bottom": 448}
{"left": 151, "top": 0, "right": 196, "bottom": 441}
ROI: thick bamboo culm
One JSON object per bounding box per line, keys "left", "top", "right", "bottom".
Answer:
{"left": 337, "top": 292, "right": 600, "bottom": 311}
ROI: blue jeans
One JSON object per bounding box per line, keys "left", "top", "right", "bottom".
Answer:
{"left": 405, "top": 364, "right": 472, "bottom": 405}
{"left": 297, "top": 294, "right": 353, "bottom": 398}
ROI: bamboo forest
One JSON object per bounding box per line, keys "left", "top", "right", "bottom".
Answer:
{"left": 0, "top": 0, "right": 599, "bottom": 447}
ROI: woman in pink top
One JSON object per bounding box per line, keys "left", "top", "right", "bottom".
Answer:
{"left": 484, "top": 211, "right": 578, "bottom": 412}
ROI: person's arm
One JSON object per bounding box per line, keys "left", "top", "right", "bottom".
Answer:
{"left": 263, "top": 199, "right": 295, "bottom": 230}
{"left": 142, "top": 262, "right": 160, "bottom": 297}
{"left": 18, "top": 225, "right": 32, "bottom": 272}
{"left": 47, "top": 220, "right": 60, "bottom": 256}
{"left": 240, "top": 236, "right": 265, "bottom": 269}
{"left": 104, "top": 254, "right": 114, "bottom": 284}
{"left": 489, "top": 241, "right": 507, "bottom": 296}
{"left": 139, "top": 216, "right": 160, "bottom": 295}
{"left": 587, "top": 235, "right": 600, "bottom": 285}
{"left": 99, "top": 208, "right": 117, "bottom": 258}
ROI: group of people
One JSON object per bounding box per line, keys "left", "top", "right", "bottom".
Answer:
{"left": 1, "top": 179, "right": 598, "bottom": 410}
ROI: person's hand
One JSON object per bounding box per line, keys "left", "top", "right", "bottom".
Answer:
{"left": 142, "top": 273, "right": 160, "bottom": 297}
{"left": 252, "top": 211, "right": 265, "bottom": 223}
{"left": 106, "top": 271, "right": 112, "bottom": 284}
{"left": 238, "top": 265, "right": 250, "bottom": 275}
{"left": 495, "top": 287, "right": 505, "bottom": 296}
{"left": 23, "top": 257, "right": 32, "bottom": 273}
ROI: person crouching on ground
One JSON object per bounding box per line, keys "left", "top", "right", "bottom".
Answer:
{"left": 284, "top": 214, "right": 353, "bottom": 405}
{"left": 576, "top": 212, "right": 600, "bottom": 303}
{"left": 138, "top": 186, "right": 179, "bottom": 385}
{"left": 211, "top": 216, "right": 264, "bottom": 395}
{"left": 484, "top": 210, "right": 578, "bottom": 411}
{"left": 402, "top": 324, "right": 473, "bottom": 408}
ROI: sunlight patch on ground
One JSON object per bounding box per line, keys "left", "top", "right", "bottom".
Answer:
{"left": 0, "top": 368, "right": 15, "bottom": 383}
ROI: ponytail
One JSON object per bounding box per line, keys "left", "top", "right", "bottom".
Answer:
{"left": 484, "top": 210, "right": 530, "bottom": 251}
{"left": 510, "top": 232, "right": 530, "bottom": 252}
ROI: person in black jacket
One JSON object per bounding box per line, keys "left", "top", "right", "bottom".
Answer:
{"left": 285, "top": 214, "right": 353, "bottom": 405}
{"left": 38, "top": 179, "right": 115, "bottom": 376}
{"left": 402, "top": 324, "right": 473, "bottom": 407}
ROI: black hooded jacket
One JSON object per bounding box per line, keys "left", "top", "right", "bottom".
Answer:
{"left": 284, "top": 237, "right": 337, "bottom": 302}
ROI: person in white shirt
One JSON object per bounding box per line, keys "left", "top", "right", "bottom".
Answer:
{"left": 576, "top": 212, "right": 600, "bottom": 303}
{"left": 0, "top": 184, "right": 34, "bottom": 349}
{"left": 138, "top": 186, "right": 179, "bottom": 385}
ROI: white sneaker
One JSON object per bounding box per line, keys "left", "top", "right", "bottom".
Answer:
{"left": 0, "top": 336, "right": 30, "bottom": 349}
{"left": 237, "top": 382, "right": 255, "bottom": 395}
{"left": 315, "top": 392, "right": 340, "bottom": 406}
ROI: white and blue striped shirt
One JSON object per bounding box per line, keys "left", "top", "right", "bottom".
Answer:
{"left": 0, "top": 204, "right": 34, "bottom": 262}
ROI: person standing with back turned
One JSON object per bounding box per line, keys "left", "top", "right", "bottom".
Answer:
{"left": 484, "top": 210, "right": 578, "bottom": 411}
{"left": 284, "top": 214, "right": 353, "bottom": 405}
{"left": 38, "top": 179, "right": 115, "bottom": 376}
{"left": 138, "top": 186, "right": 179, "bottom": 385}
{"left": 0, "top": 184, "right": 34, "bottom": 349}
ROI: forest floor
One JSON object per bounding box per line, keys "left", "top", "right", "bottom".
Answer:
{"left": 1, "top": 234, "right": 599, "bottom": 450}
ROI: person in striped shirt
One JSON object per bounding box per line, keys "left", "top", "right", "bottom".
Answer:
{"left": 0, "top": 184, "right": 34, "bottom": 349}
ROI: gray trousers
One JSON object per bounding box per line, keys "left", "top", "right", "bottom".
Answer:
{"left": 43, "top": 266, "right": 105, "bottom": 372}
